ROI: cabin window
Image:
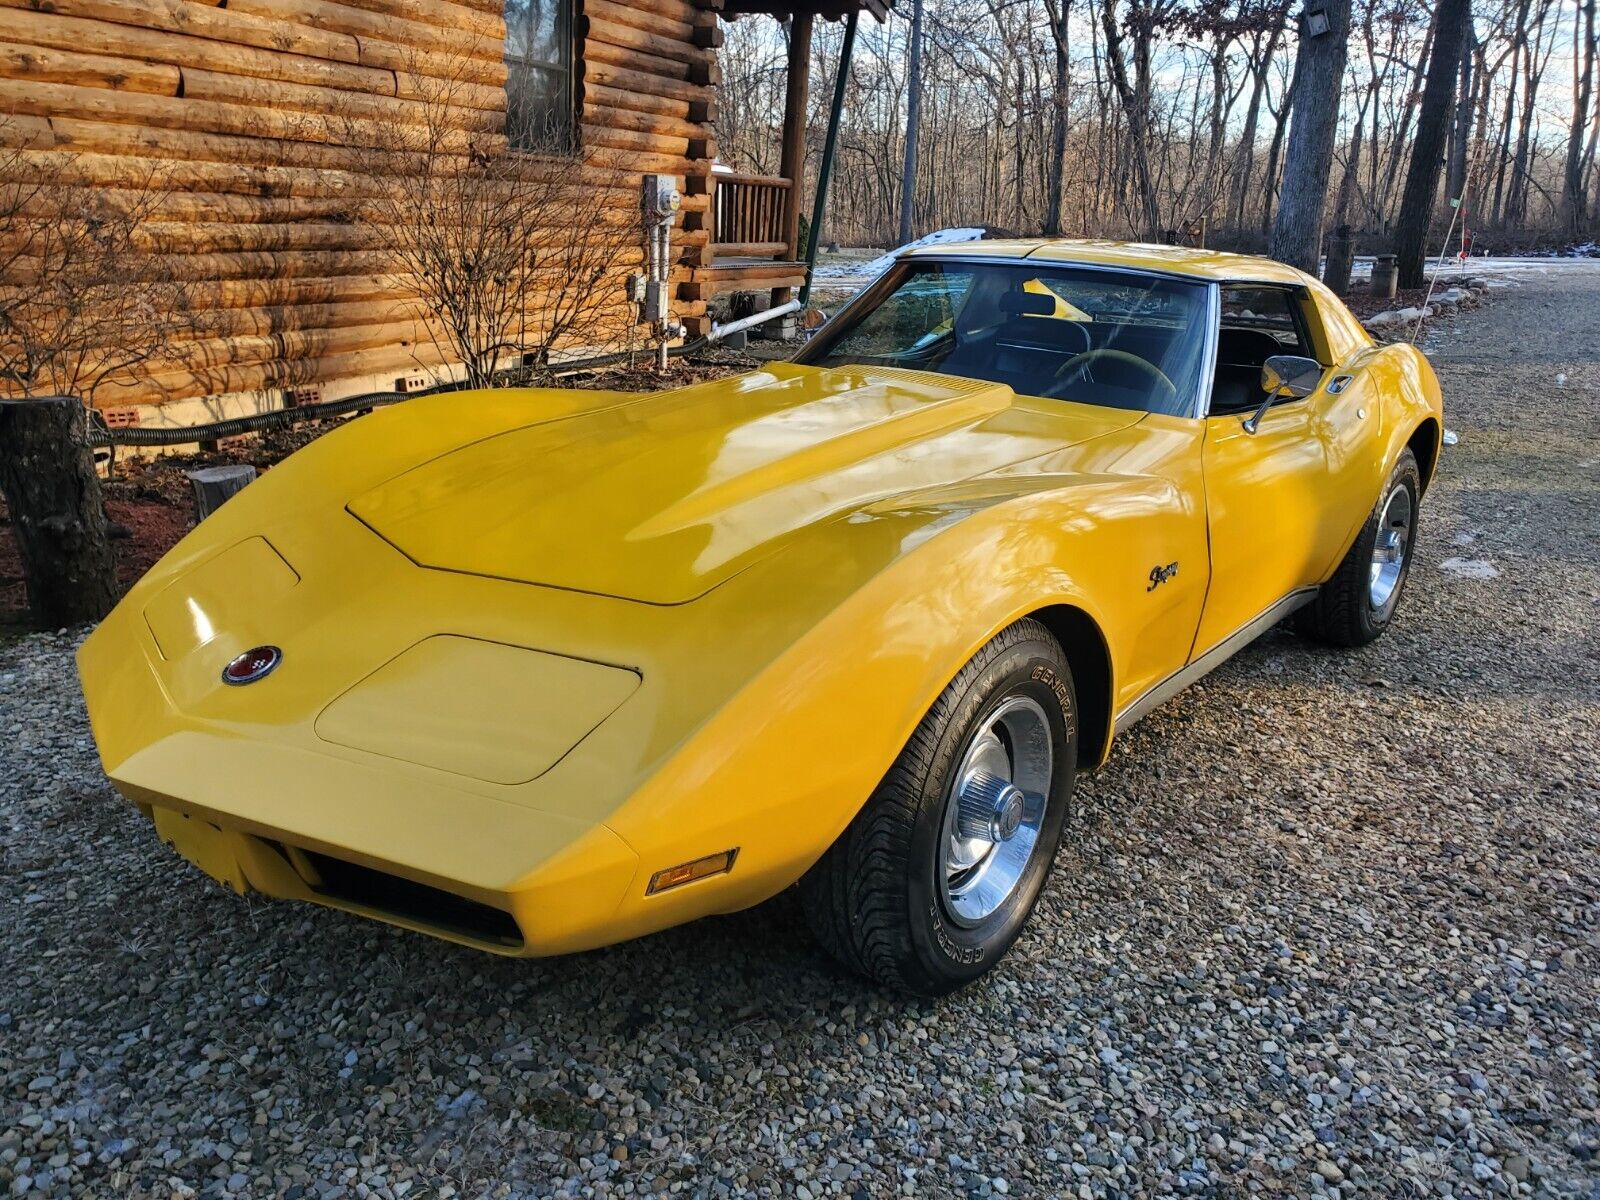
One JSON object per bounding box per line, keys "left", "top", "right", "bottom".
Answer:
{"left": 504, "top": 0, "right": 575, "bottom": 150}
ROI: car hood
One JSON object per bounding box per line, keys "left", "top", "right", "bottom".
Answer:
{"left": 348, "top": 362, "right": 1142, "bottom": 603}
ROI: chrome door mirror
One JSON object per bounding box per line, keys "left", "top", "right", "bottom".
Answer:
{"left": 1244, "top": 355, "right": 1323, "bottom": 433}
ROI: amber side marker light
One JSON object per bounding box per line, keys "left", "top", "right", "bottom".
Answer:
{"left": 646, "top": 849, "right": 738, "bottom": 895}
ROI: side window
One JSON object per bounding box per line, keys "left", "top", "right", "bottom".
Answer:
{"left": 1211, "top": 286, "right": 1317, "bottom": 416}
{"left": 505, "top": 0, "right": 575, "bottom": 151}
{"left": 1218, "top": 286, "right": 1311, "bottom": 359}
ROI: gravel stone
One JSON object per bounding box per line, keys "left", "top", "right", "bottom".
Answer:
{"left": 2, "top": 267, "right": 1598, "bottom": 1198}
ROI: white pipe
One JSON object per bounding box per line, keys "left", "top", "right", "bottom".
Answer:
{"left": 707, "top": 300, "right": 802, "bottom": 343}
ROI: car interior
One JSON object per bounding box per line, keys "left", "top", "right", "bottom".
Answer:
{"left": 938, "top": 288, "right": 1190, "bottom": 413}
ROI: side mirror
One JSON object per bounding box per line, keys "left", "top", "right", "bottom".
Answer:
{"left": 1244, "top": 355, "right": 1323, "bottom": 433}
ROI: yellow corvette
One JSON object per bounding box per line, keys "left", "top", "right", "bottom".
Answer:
{"left": 78, "top": 241, "right": 1443, "bottom": 994}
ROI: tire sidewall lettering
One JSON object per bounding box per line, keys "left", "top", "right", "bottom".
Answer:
{"left": 929, "top": 902, "right": 985, "bottom": 965}
{"left": 1029, "top": 663, "right": 1076, "bottom": 740}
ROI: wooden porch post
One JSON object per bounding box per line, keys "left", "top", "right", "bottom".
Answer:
{"left": 774, "top": 11, "right": 814, "bottom": 309}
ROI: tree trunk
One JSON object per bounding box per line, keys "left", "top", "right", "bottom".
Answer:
{"left": 1490, "top": 32, "right": 1520, "bottom": 225}
{"left": 1228, "top": 32, "right": 1276, "bottom": 232}
{"left": 1394, "top": 0, "right": 1472, "bottom": 289}
{"left": 1101, "top": 0, "right": 1162, "bottom": 239}
{"left": 1044, "top": 0, "right": 1071, "bottom": 236}
{"left": 0, "top": 398, "right": 118, "bottom": 628}
{"left": 898, "top": 0, "right": 924, "bottom": 244}
{"left": 1562, "top": 0, "right": 1596, "bottom": 228}
{"left": 1260, "top": 70, "right": 1298, "bottom": 234}
{"left": 1271, "top": 0, "right": 1354, "bottom": 272}
{"left": 1334, "top": 109, "right": 1365, "bottom": 226}
{"left": 1377, "top": 20, "right": 1435, "bottom": 224}
{"left": 1447, "top": 27, "right": 1476, "bottom": 210}
{"left": 1506, "top": 5, "right": 1552, "bottom": 227}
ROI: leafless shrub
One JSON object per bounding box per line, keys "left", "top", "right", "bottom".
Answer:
{"left": 0, "top": 122, "right": 207, "bottom": 403}
{"left": 348, "top": 56, "right": 639, "bottom": 391}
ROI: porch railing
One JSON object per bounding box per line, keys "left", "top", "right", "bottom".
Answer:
{"left": 711, "top": 172, "right": 793, "bottom": 259}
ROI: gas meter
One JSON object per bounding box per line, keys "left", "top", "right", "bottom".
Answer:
{"left": 639, "top": 174, "right": 683, "bottom": 365}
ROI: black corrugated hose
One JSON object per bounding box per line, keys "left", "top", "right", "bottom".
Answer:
{"left": 88, "top": 338, "right": 711, "bottom": 448}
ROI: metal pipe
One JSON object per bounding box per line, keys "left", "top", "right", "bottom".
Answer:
{"left": 800, "top": 10, "right": 859, "bottom": 309}
{"left": 707, "top": 299, "right": 801, "bottom": 344}
{"left": 88, "top": 338, "right": 718, "bottom": 448}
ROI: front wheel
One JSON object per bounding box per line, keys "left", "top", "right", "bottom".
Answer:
{"left": 801, "top": 619, "right": 1077, "bottom": 995}
{"left": 1298, "top": 447, "right": 1421, "bottom": 647}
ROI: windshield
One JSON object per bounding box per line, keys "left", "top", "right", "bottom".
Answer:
{"left": 796, "top": 260, "right": 1213, "bottom": 417}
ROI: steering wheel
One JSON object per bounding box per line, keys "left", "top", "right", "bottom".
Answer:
{"left": 1047, "top": 348, "right": 1177, "bottom": 408}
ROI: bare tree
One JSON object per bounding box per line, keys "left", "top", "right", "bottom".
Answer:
{"left": 1562, "top": 0, "right": 1597, "bottom": 228}
{"left": 0, "top": 125, "right": 146, "bottom": 627}
{"left": 899, "top": 0, "right": 927, "bottom": 243}
{"left": 1101, "top": 0, "right": 1177, "bottom": 239}
{"left": 350, "top": 59, "right": 637, "bottom": 391}
{"left": 1394, "top": 0, "right": 1473, "bottom": 286}
{"left": 1044, "top": 0, "right": 1073, "bottom": 235}
{"left": 717, "top": 0, "right": 1595, "bottom": 254}
{"left": 1271, "top": 0, "right": 1354, "bottom": 271}
{"left": 1447, "top": 24, "right": 1477, "bottom": 210}
{"left": 0, "top": 140, "right": 203, "bottom": 404}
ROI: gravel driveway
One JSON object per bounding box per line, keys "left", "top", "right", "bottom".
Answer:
{"left": 4, "top": 269, "right": 1598, "bottom": 1199}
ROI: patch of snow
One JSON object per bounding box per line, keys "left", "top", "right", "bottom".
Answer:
{"left": 1438, "top": 557, "right": 1500, "bottom": 580}
{"left": 1451, "top": 530, "right": 1477, "bottom": 546}
{"left": 1442, "top": 429, "right": 1459, "bottom": 446}
{"left": 1556, "top": 372, "right": 1567, "bottom": 388}
{"left": 812, "top": 227, "right": 987, "bottom": 282}
{"left": 1434, "top": 287, "right": 1469, "bottom": 305}
{"left": 1366, "top": 305, "right": 1433, "bottom": 327}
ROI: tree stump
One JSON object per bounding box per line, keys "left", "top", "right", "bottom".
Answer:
{"left": 1322, "top": 225, "right": 1355, "bottom": 295}
{"left": 0, "top": 397, "right": 119, "bottom": 627}
{"left": 186, "top": 465, "right": 257, "bottom": 521}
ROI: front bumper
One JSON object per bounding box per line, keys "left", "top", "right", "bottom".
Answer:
{"left": 112, "top": 730, "right": 641, "bottom": 956}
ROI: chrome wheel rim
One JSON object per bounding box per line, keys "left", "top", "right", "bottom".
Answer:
{"left": 938, "top": 695, "right": 1053, "bottom": 927}
{"left": 1369, "top": 484, "right": 1413, "bottom": 611}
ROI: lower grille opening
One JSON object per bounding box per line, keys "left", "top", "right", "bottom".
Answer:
{"left": 294, "top": 848, "right": 524, "bottom": 949}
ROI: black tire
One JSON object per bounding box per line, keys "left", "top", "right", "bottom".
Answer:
{"left": 1297, "top": 447, "right": 1421, "bottom": 647}
{"left": 800, "top": 618, "right": 1077, "bottom": 996}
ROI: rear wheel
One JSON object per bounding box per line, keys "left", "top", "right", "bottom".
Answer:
{"left": 1298, "top": 448, "right": 1421, "bottom": 647}
{"left": 801, "top": 619, "right": 1077, "bottom": 995}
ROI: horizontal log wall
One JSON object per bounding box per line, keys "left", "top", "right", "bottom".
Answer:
{"left": 0, "top": 0, "right": 723, "bottom": 411}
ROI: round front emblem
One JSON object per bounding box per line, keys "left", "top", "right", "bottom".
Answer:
{"left": 222, "top": 645, "right": 282, "bottom": 686}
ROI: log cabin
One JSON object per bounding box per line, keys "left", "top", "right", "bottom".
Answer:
{"left": 0, "top": 0, "right": 889, "bottom": 433}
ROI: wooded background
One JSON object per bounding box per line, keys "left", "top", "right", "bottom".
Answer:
{"left": 718, "top": 0, "right": 1600, "bottom": 255}
{"left": 1, "top": 0, "right": 1593, "bottom": 420}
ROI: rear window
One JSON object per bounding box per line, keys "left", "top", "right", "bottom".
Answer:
{"left": 1219, "top": 286, "right": 1310, "bottom": 357}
